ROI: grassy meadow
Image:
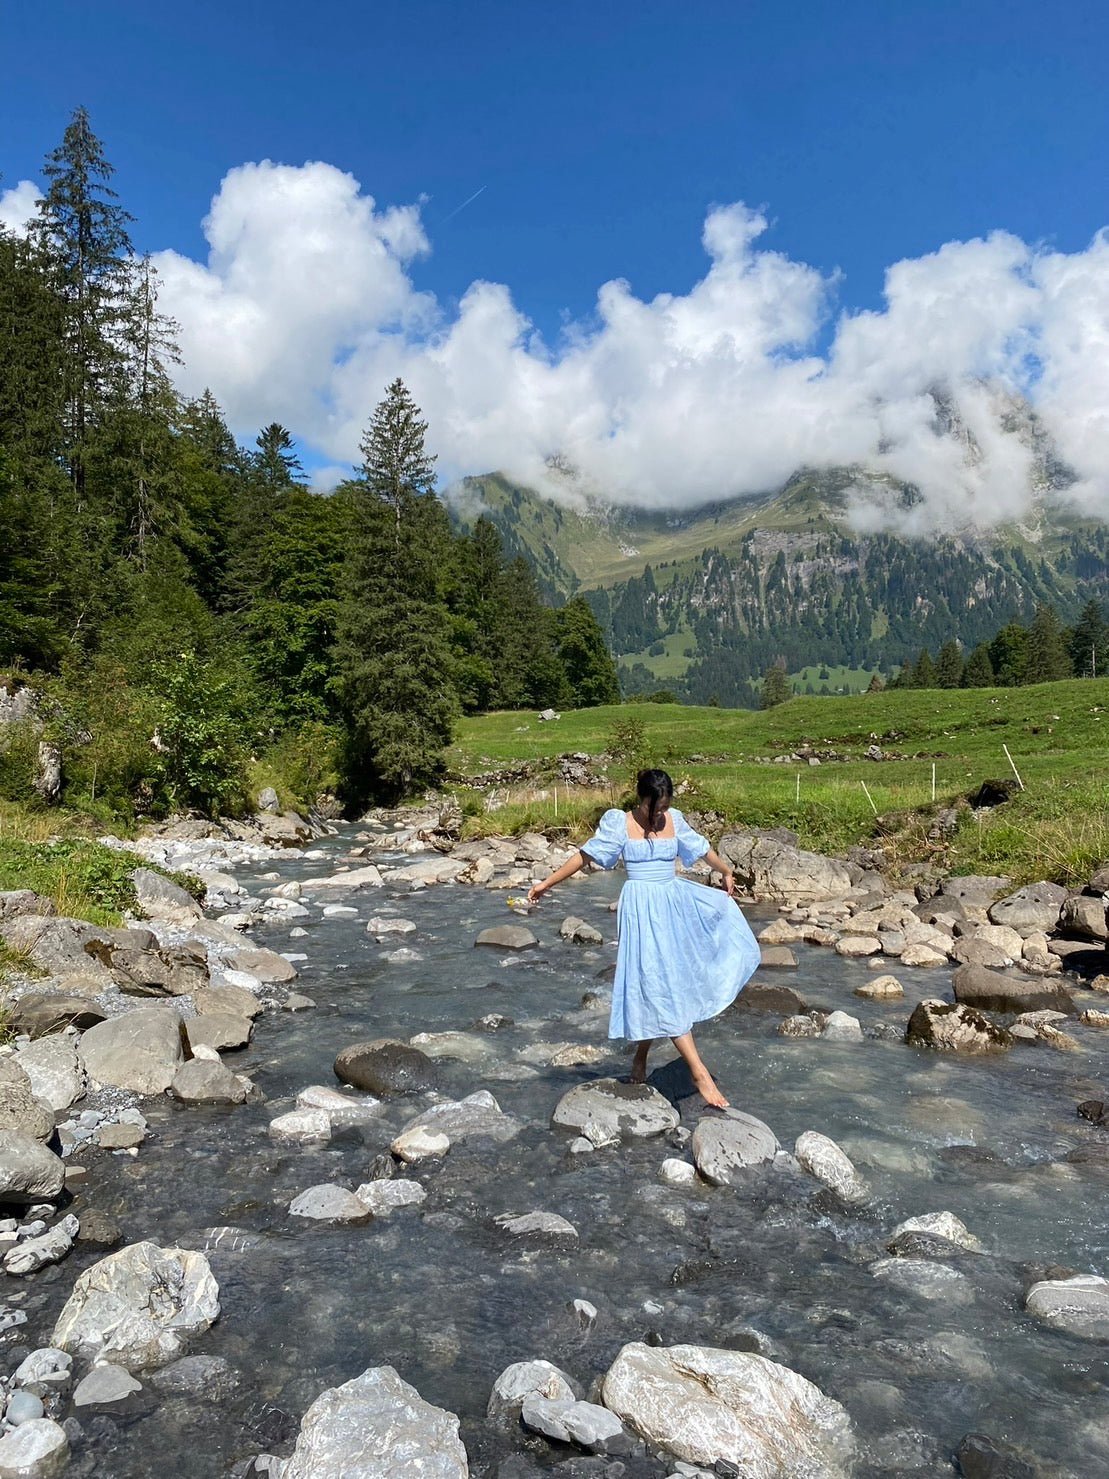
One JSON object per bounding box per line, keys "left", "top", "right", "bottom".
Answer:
{"left": 446, "top": 680, "right": 1109, "bottom": 886}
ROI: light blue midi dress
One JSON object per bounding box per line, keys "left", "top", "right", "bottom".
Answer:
{"left": 581, "top": 807, "right": 761, "bottom": 1042}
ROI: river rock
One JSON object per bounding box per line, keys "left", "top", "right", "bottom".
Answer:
{"left": 72, "top": 1363, "right": 142, "bottom": 1406}
{"left": 719, "top": 834, "right": 854, "bottom": 903}
{"left": 3, "top": 1215, "right": 78, "bottom": 1276}
{"left": 733, "top": 983, "right": 807, "bottom": 1015}
{"left": 0, "top": 1419, "right": 68, "bottom": 1479}
{"left": 354, "top": 1179, "right": 426, "bottom": 1216}
{"left": 869, "top": 1258, "right": 974, "bottom": 1303}
{"left": 314, "top": 864, "right": 384, "bottom": 891}
{"left": 899, "top": 942, "right": 949, "bottom": 967}
{"left": 987, "top": 882, "right": 1068, "bottom": 936}
{"left": 0, "top": 1061, "right": 55, "bottom": 1140}
{"left": 0, "top": 914, "right": 116, "bottom": 989}
{"left": 366, "top": 916, "right": 417, "bottom": 937}
{"left": 226, "top": 947, "right": 297, "bottom": 982}
{"left": 520, "top": 1395, "right": 628, "bottom": 1453}
{"left": 130, "top": 867, "right": 201, "bottom": 926}
{"left": 4, "top": 1392, "right": 44, "bottom": 1426}
{"left": 559, "top": 916, "right": 604, "bottom": 945}
{"left": 552, "top": 1079, "right": 679, "bottom": 1141}
{"left": 496, "top": 1211, "right": 578, "bottom": 1239}
{"left": 280, "top": 1365, "right": 468, "bottom": 1478}
{"left": 0, "top": 1134, "right": 65, "bottom": 1205}
{"left": 474, "top": 924, "right": 538, "bottom": 950}
{"left": 778, "top": 1015, "right": 820, "bottom": 1038}
{"left": 854, "top": 974, "right": 904, "bottom": 1000}
{"left": 951, "top": 936, "right": 1015, "bottom": 970}
{"left": 402, "top": 1091, "right": 520, "bottom": 1144}
{"left": 296, "top": 1086, "right": 381, "bottom": 1125}
{"left": 12, "top": 1349, "right": 71, "bottom": 1396}
{"left": 691, "top": 1111, "right": 780, "bottom": 1185}
{"left": 1025, "top": 1275, "right": 1109, "bottom": 1339}
{"left": 334, "top": 1039, "right": 440, "bottom": 1095}
{"left": 288, "top": 1185, "right": 371, "bottom": 1223}
{"left": 891, "top": 1212, "right": 981, "bottom": 1251}
{"left": 194, "top": 983, "right": 262, "bottom": 1019}
{"left": 78, "top": 1007, "right": 185, "bottom": 1094}
{"left": 659, "top": 1157, "right": 698, "bottom": 1186}
{"left": 14, "top": 1038, "right": 86, "bottom": 1112}
{"left": 822, "top": 1011, "right": 863, "bottom": 1042}
{"left": 171, "top": 1060, "right": 249, "bottom": 1104}
{"left": 487, "top": 1360, "right": 578, "bottom": 1428}
{"left": 601, "top": 1341, "right": 853, "bottom": 1475}
{"left": 835, "top": 935, "right": 881, "bottom": 958}
{"left": 269, "top": 1109, "right": 331, "bottom": 1145}
{"left": 757, "top": 946, "right": 798, "bottom": 969}
{"left": 794, "top": 1132, "right": 866, "bottom": 1201}
{"left": 185, "top": 1012, "right": 253, "bottom": 1053}
{"left": 391, "top": 1127, "right": 450, "bottom": 1162}
{"left": 1058, "top": 895, "right": 1109, "bottom": 942}
{"left": 95, "top": 1121, "right": 144, "bottom": 1148}
{"left": 951, "top": 963, "right": 1074, "bottom": 1016}
{"left": 52, "top": 1241, "right": 220, "bottom": 1372}
{"left": 8, "top": 994, "right": 107, "bottom": 1039}
{"left": 906, "top": 1001, "right": 1013, "bottom": 1053}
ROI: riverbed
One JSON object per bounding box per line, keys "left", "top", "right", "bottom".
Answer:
{"left": 17, "top": 827, "right": 1109, "bottom": 1477}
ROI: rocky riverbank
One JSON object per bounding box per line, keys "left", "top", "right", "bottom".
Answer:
{"left": 1, "top": 807, "right": 1108, "bottom": 1476}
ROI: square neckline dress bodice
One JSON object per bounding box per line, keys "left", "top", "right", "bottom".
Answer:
{"left": 581, "top": 807, "right": 760, "bottom": 1041}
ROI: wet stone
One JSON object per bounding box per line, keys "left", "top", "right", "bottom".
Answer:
{"left": 552, "top": 1079, "right": 679, "bottom": 1140}
{"left": 333, "top": 1039, "right": 441, "bottom": 1095}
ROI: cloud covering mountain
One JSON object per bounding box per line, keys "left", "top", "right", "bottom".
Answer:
{"left": 5, "top": 159, "right": 1109, "bottom": 529}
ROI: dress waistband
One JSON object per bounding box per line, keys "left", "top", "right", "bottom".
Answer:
{"left": 624, "top": 861, "right": 679, "bottom": 884}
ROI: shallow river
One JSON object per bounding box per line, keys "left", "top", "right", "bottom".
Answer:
{"left": 20, "top": 830, "right": 1109, "bottom": 1477}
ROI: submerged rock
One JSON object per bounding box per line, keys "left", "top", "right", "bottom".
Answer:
{"left": 952, "top": 963, "right": 1074, "bottom": 1016}
{"left": 487, "top": 1360, "right": 578, "bottom": 1428}
{"left": 496, "top": 1211, "right": 578, "bottom": 1239}
{"left": 474, "top": 924, "right": 538, "bottom": 950}
{"left": 601, "top": 1341, "right": 853, "bottom": 1475}
{"left": 289, "top": 1185, "right": 372, "bottom": 1223}
{"left": 402, "top": 1091, "right": 520, "bottom": 1144}
{"left": 280, "top": 1365, "right": 468, "bottom": 1478}
{"left": 334, "top": 1039, "right": 441, "bottom": 1096}
{"left": 1025, "top": 1275, "right": 1109, "bottom": 1340}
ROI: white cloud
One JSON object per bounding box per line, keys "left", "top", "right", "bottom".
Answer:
{"left": 0, "top": 179, "right": 38, "bottom": 234}
{"left": 151, "top": 160, "right": 1109, "bottom": 527}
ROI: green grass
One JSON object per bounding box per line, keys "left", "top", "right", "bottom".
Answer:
{"left": 447, "top": 679, "right": 1109, "bottom": 885}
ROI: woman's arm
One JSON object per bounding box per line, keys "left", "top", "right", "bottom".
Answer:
{"left": 701, "top": 847, "right": 735, "bottom": 896}
{"left": 527, "top": 850, "right": 589, "bottom": 903}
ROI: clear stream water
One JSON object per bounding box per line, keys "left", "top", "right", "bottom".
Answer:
{"left": 10, "top": 829, "right": 1109, "bottom": 1478}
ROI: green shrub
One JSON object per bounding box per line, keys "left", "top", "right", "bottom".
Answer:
{"left": 0, "top": 837, "right": 145, "bottom": 925}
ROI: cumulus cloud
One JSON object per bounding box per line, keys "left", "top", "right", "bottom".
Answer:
{"left": 0, "top": 179, "right": 39, "bottom": 234}
{"left": 150, "top": 160, "right": 1109, "bottom": 527}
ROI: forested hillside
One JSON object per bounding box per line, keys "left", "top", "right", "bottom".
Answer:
{"left": 457, "top": 470, "right": 1109, "bottom": 706}
{"left": 0, "top": 110, "right": 619, "bottom": 816}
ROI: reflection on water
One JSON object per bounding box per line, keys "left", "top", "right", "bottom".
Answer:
{"left": 27, "top": 831, "right": 1109, "bottom": 1476}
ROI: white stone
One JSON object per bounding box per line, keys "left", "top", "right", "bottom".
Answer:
{"left": 268, "top": 1109, "right": 331, "bottom": 1145}
{"left": 366, "top": 916, "right": 416, "bottom": 936}
{"left": 288, "top": 1185, "right": 370, "bottom": 1223}
{"left": 821, "top": 1011, "right": 864, "bottom": 1042}
{"left": 658, "top": 1158, "right": 698, "bottom": 1187}
{"left": 51, "top": 1242, "right": 219, "bottom": 1372}
{"left": 354, "top": 1179, "right": 427, "bottom": 1216}
{"left": 891, "top": 1211, "right": 981, "bottom": 1251}
{"left": 488, "top": 1359, "right": 577, "bottom": 1428}
{"left": 601, "top": 1341, "right": 853, "bottom": 1475}
{"left": 692, "top": 1112, "right": 779, "bottom": 1185}
{"left": 1025, "top": 1275, "right": 1109, "bottom": 1340}
{"left": 72, "top": 1363, "right": 142, "bottom": 1406}
{"left": 391, "top": 1127, "right": 450, "bottom": 1163}
{"left": 295, "top": 1086, "right": 380, "bottom": 1124}
{"left": 0, "top": 1419, "right": 69, "bottom": 1479}
{"left": 794, "top": 1132, "right": 866, "bottom": 1202}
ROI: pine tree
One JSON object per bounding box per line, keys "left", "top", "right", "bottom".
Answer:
{"left": 936, "top": 639, "right": 963, "bottom": 688}
{"left": 552, "top": 598, "right": 621, "bottom": 707}
{"left": 911, "top": 648, "right": 937, "bottom": 687}
{"left": 333, "top": 382, "right": 457, "bottom": 799}
{"left": 1069, "top": 598, "right": 1108, "bottom": 678}
{"left": 254, "top": 423, "right": 304, "bottom": 489}
{"left": 1024, "top": 603, "right": 1072, "bottom": 684}
{"left": 962, "top": 643, "right": 995, "bottom": 687}
{"left": 989, "top": 622, "right": 1028, "bottom": 686}
{"left": 760, "top": 661, "right": 791, "bottom": 709}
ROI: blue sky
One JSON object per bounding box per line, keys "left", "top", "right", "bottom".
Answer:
{"left": 5, "top": 0, "right": 1108, "bottom": 334}
{"left": 4, "top": 1, "right": 1109, "bottom": 524}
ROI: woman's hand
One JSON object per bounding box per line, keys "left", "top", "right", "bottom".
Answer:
{"left": 527, "top": 881, "right": 547, "bottom": 904}
{"left": 720, "top": 870, "right": 735, "bottom": 897}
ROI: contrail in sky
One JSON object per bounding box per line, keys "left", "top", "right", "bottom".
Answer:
{"left": 442, "top": 185, "right": 486, "bottom": 222}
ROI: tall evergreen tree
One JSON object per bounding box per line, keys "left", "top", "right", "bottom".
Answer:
{"left": 1069, "top": 598, "right": 1108, "bottom": 678}
{"left": 989, "top": 622, "right": 1028, "bottom": 686}
{"left": 1024, "top": 603, "right": 1072, "bottom": 683}
{"left": 911, "top": 648, "right": 937, "bottom": 688}
{"left": 962, "top": 643, "right": 995, "bottom": 688}
{"left": 760, "top": 661, "right": 792, "bottom": 708}
{"left": 333, "top": 381, "right": 457, "bottom": 799}
{"left": 551, "top": 597, "right": 621, "bottom": 707}
{"left": 936, "top": 639, "right": 963, "bottom": 688}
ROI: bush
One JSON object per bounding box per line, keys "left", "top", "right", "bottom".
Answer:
{"left": 251, "top": 721, "right": 342, "bottom": 813}
{"left": 0, "top": 837, "right": 144, "bottom": 925}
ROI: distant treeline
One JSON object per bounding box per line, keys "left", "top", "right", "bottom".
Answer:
{"left": 0, "top": 110, "right": 618, "bottom": 816}
{"left": 889, "top": 600, "right": 1107, "bottom": 689}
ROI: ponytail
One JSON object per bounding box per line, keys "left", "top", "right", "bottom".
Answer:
{"left": 636, "top": 768, "right": 674, "bottom": 838}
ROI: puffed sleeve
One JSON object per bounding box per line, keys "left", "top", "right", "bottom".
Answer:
{"left": 672, "top": 808, "right": 711, "bottom": 867}
{"left": 580, "top": 808, "right": 626, "bottom": 870}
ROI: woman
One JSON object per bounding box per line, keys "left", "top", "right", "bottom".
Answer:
{"left": 528, "top": 769, "right": 759, "bottom": 1108}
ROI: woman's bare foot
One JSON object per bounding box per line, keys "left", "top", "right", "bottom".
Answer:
{"left": 629, "top": 1044, "right": 650, "bottom": 1084}
{"left": 691, "top": 1066, "right": 729, "bottom": 1109}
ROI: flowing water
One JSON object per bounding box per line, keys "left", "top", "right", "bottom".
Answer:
{"left": 15, "top": 829, "right": 1109, "bottom": 1477}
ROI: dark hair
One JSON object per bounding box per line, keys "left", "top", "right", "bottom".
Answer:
{"left": 636, "top": 768, "right": 673, "bottom": 837}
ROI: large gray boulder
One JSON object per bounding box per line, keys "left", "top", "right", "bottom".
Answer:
{"left": 0, "top": 1131, "right": 66, "bottom": 1204}
{"left": 1058, "top": 895, "right": 1109, "bottom": 942}
{"left": 601, "top": 1342, "right": 853, "bottom": 1475}
{"left": 184, "top": 1013, "right": 253, "bottom": 1053}
{"left": 15, "top": 1036, "right": 86, "bottom": 1112}
{"left": 474, "top": 924, "right": 538, "bottom": 950}
{"left": 988, "top": 882, "right": 1069, "bottom": 937}
{"left": 226, "top": 946, "right": 297, "bottom": 982}
{"left": 552, "top": 1079, "right": 679, "bottom": 1141}
{"left": 78, "top": 1007, "right": 185, "bottom": 1094}
{"left": 170, "top": 1060, "right": 249, "bottom": 1105}
{"left": 906, "top": 1000, "right": 1013, "bottom": 1053}
{"left": 9, "top": 993, "right": 107, "bottom": 1039}
{"left": 952, "top": 963, "right": 1074, "bottom": 1016}
{"left": 280, "top": 1366, "right": 468, "bottom": 1478}
{"left": 334, "top": 1039, "right": 440, "bottom": 1096}
{"left": 937, "top": 875, "right": 1012, "bottom": 909}
{"left": 51, "top": 1241, "right": 219, "bottom": 1372}
{"left": 131, "top": 868, "right": 201, "bottom": 926}
{"left": 691, "top": 1111, "right": 780, "bottom": 1185}
{"left": 0, "top": 1060, "right": 55, "bottom": 1140}
{"left": 1025, "top": 1275, "right": 1109, "bottom": 1340}
{"left": 0, "top": 914, "right": 116, "bottom": 990}
{"left": 718, "top": 834, "right": 852, "bottom": 903}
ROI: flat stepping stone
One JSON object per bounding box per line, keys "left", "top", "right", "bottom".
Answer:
{"left": 475, "top": 925, "right": 538, "bottom": 950}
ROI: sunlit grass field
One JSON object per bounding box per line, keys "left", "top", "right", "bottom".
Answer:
{"left": 447, "top": 681, "right": 1109, "bottom": 885}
